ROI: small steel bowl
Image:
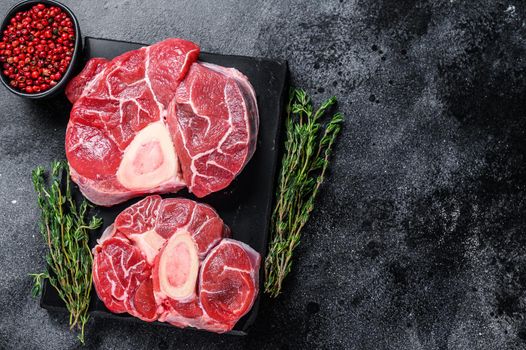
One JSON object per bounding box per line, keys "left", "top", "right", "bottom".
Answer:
{"left": 0, "top": 0, "right": 82, "bottom": 99}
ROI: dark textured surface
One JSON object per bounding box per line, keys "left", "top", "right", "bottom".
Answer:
{"left": 0, "top": 0, "right": 525, "bottom": 349}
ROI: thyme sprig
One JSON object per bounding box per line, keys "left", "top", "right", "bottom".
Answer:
{"left": 30, "top": 161, "right": 102, "bottom": 343}
{"left": 264, "top": 88, "right": 343, "bottom": 297}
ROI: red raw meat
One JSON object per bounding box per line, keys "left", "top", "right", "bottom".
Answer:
{"left": 66, "top": 39, "right": 198, "bottom": 206}
{"left": 91, "top": 196, "right": 259, "bottom": 333}
{"left": 130, "top": 279, "right": 158, "bottom": 322}
{"left": 92, "top": 237, "right": 151, "bottom": 317}
{"left": 199, "top": 239, "right": 260, "bottom": 327}
{"left": 65, "top": 39, "right": 259, "bottom": 206}
{"left": 65, "top": 57, "right": 109, "bottom": 103}
{"left": 169, "top": 62, "right": 259, "bottom": 197}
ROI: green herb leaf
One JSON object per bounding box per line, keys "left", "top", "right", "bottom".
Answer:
{"left": 30, "top": 161, "right": 102, "bottom": 343}
{"left": 264, "top": 88, "right": 343, "bottom": 297}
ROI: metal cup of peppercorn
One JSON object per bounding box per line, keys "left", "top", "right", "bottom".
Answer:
{"left": 0, "top": 0, "right": 82, "bottom": 99}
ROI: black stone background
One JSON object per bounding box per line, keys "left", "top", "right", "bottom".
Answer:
{"left": 0, "top": 0, "right": 525, "bottom": 349}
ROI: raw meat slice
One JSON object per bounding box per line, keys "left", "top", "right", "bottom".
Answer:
{"left": 129, "top": 279, "right": 158, "bottom": 322}
{"left": 168, "top": 62, "right": 259, "bottom": 197}
{"left": 97, "top": 224, "right": 128, "bottom": 244}
{"left": 66, "top": 39, "right": 260, "bottom": 206}
{"left": 111, "top": 195, "right": 228, "bottom": 264}
{"left": 92, "top": 237, "right": 151, "bottom": 315}
{"left": 154, "top": 198, "right": 195, "bottom": 237}
{"left": 91, "top": 196, "right": 260, "bottom": 333}
{"left": 159, "top": 239, "right": 260, "bottom": 333}
{"left": 115, "top": 195, "right": 161, "bottom": 234}
{"left": 199, "top": 239, "right": 260, "bottom": 326}
{"left": 184, "top": 201, "right": 228, "bottom": 258}
{"left": 159, "top": 299, "right": 231, "bottom": 333}
{"left": 65, "top": 57, "right": 109, "bottom": 103}
{"left": 166, "top": 298, "right": 203, "bottom": 319}
{"left": 66, "top": 39, "right": 199, "bottom": 206}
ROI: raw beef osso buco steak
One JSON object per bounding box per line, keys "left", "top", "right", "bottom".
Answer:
{"left": 93, "top": 195, "right": 260, "bottom": 333}
{"left": 65, "top": 38, "right": 259, "bottom": 206}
